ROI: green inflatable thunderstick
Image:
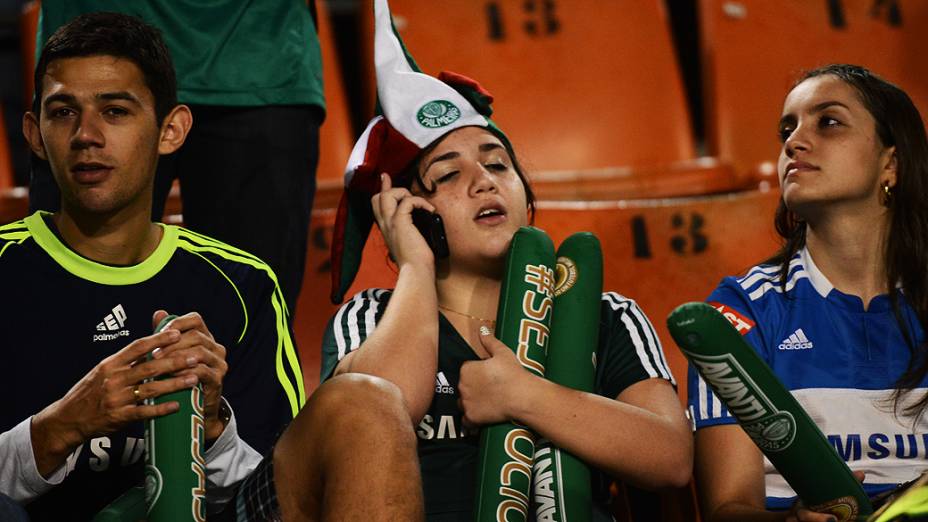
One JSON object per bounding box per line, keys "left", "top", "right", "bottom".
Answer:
{"left": 475, "top": 227, "right": 556, "bottom": 522}
{"left": 531, "top": 232, "right": 602, "bottom": 522}
{"left": 92, "top": 487, "right": 146, "bottom": 522}
{"left": 145, "top": 314, "right": 207, "bottom": 522}
{"left": 667, "top": 302, "right": 872, "bottom": 521}
{"left": 93, "top": 315, "right": 206, "bottom": 522}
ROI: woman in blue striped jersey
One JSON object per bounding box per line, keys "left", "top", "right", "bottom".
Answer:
{"left": 689, "top": 64, "right": 928, "bottom": 521}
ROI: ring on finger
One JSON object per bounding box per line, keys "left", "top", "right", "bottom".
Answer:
{"left": 133, "top": 385, "right": 143, "bottom": 405}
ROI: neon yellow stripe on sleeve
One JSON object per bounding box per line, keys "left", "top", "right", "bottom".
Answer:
{"left": 0, "top": 231, "right": 29, "bottom": 241}
{"left": 175, "top": 230, "right": 289, "bottom": 316}
{"left": 0, "top": 219, "right": 27, "bottom": 233}
{"left": 0, "top": 236, "right": 27, "bottom": 258}
{"left": 177, "top": 231, "right": 305, "bottom": 416}
{"left": 271, "top": 289, "right": 305, "bottom": 417}
{"left": 177, "top": 240, "right": 249, "bottom": 343}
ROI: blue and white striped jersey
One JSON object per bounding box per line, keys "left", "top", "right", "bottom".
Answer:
{"left": 687, "top": 247, "right": 928, "bottom": 509}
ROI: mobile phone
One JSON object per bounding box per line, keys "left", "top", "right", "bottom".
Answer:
{"left": 412, "top": 208, "right": 450, "bottom": 260}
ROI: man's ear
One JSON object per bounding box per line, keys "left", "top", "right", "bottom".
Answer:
{"left": 22, "top": 112, "right": 47, "bottom": 160}
{"left": 158, "top": 104, "right": 193, "bottom": 155}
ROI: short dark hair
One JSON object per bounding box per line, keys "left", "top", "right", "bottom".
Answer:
{"left": 33, "top": 12, "right": 177, "bottom": 124}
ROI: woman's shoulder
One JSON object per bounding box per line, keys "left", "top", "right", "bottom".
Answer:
{"left": 336, "top": 288, "right": 395, "bottom": 308}
{"left": 329, "top": 288, "right": 395, "bottom": 323}
{"left": 598, "top": 292, "right": 656, "bottom": 325}
{"left": 599, "top": 291, "right": 649, "bottom": 318}
{"left": 324, "top": 289, "right": 395, "bottom": 350}
{"left": 600, "top": 291, "right": 635, "bottom": 309}
{"left": 713, "top": 259, "right": 793, "bottom": 303}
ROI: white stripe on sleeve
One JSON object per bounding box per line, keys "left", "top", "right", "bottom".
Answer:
{"left": 620, "top": 311, "right": 659, "bottom": 379}
{"left": 628, "top": 303, "right": 674, "bottom": 383}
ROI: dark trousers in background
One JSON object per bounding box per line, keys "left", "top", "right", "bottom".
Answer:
{"left": 29, "top": 104, "right": 323, "bottom": 319}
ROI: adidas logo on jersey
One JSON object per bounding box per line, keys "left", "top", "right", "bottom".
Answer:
{"left": 435, "top": 372, "right": 454, "bottom": 394}
{"left": 93, "top": 304, "right": 131, "bottom": 342}
{"left": 778, "top": 328, "right": 813, "bottom": 350}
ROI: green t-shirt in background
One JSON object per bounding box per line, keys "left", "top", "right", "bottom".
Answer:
{"left": 37, "top": 0, "right": 325, "bottom": 110}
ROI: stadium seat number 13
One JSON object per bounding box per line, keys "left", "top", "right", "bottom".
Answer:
{"left": 631, "top": 213, "right": 708, "bottom": 259}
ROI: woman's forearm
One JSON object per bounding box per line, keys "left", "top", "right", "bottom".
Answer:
{"left": 336, "top": 263, "right": 439, "bottom": 421}
{"left": 512, "top": 376, "right": 693, "bottom": 489}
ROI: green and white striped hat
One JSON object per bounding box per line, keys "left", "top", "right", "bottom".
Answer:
{"left": 330, "top": 0, "right": 510, "bottom": 303}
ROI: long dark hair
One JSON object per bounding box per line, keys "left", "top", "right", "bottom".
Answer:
{"left": 767, "top": 64, "right": 928, "bottom": 419}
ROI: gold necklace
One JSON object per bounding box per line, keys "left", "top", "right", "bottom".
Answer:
{"left": 438, "top": 304, "right": 496, "bottom": 324}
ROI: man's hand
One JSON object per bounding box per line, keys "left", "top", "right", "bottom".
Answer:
{"left": 31, "top": 327, "right": 199, "bottom": 477}
{"left": 458, "top": 332, "right": 533, "bottom": 427}
{"left": 150, "top": 311, "right": 228, "bottom": 441}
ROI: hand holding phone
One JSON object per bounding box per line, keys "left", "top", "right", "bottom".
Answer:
{"left": 412, "top": 208, "right": 450, "bottom": 260}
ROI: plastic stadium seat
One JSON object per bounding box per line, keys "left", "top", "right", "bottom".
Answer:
{"left": 0, "top": 104, "right": 15, "bottom": 193}
{"left": 531, "top": 157, "right": 741, "bottom": 201}
{"left": 21, "top": 1, "right": 40, "bottom": 110}
{"left": 0, "top": 192, "right": 28, "bottom": 226}
{"left": 360, "top": 0, "right": 698, "bottom": 172}
{"left": 0, "top": 103, "right": 28, "bottom": 225}
{"left": 700, "top": 0, "right": 928, "bottom": 174}
{"left": 315, "top": 0, "right": 355, "bottom": 184}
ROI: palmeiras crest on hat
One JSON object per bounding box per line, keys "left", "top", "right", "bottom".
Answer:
{"left": 330, "top": 0, "right": 510, "bottom": 303}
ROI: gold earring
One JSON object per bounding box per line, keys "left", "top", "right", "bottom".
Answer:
{"left": 882, "top": 182, "right": 894, "bottom": 206}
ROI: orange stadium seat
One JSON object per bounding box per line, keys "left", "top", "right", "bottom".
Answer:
{"left": 0, "top": 104, "right": 15, "bottom": 193}
{"left": 21, "top": 1, "right": 40, "bottom": 110}
{"left": 700, "top": 0, "right": 928, "bottom": 175}
{"left": 0, "top": 103, "right": 28, "bottom": 225}
{"left": 314, "top": 0, "right": 355, "bottom": 184}
{"left": 353, "top": 0, "right": 751, "bottom": 199}
{"left": 3, "top": 1, "right": 40, "bottom": 226}
{"left": 377, "top": 0, "right": 695, "bottom": 170}
{"left": 0, "top": 192, "right": 28, "bottom": 226}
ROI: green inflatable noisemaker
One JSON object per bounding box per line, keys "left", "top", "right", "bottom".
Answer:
{"left": 475, "top": 227, "right": 556, "bottom": 521}
{"left": 531, "top": 232, "right": 602, "bottom": 522}
{"left": 93, "top": 314, "right": 206, "bottom": 522}
{"left": 667, "top": 302, "right": 872, "bottom": 521}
